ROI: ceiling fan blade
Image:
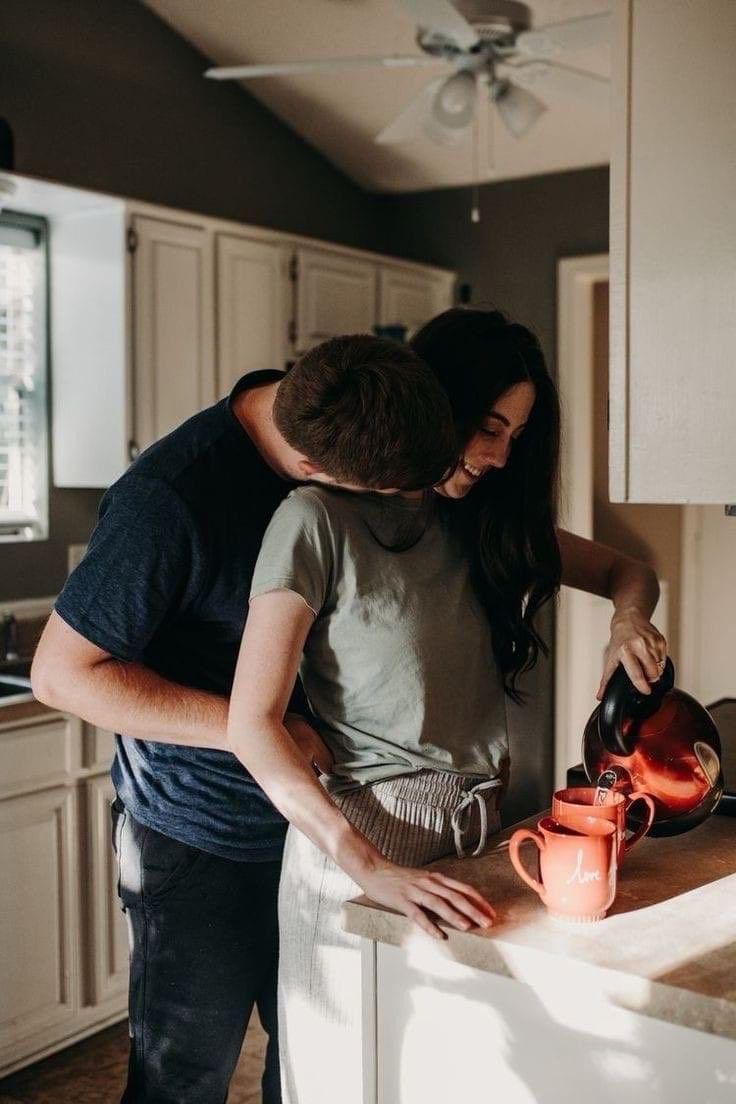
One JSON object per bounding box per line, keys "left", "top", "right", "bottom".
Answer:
{"left": 205, "top": 55, "right": 440, "bottom": 80}
{"left": 516, "top": 12, "right": 611, "bottom": 59}
{"left": 375, "top": 76, "right": 447, "bottom": 144}
{"left": 395, "top": 0, "right": 480, "bottom": 50}
{"left": 510, "top": 62, "right": 609, "bottom": 108}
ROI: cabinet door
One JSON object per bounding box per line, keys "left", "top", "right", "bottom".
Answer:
{"left": 296, "top": 248, "right": 376, "bottom": 354}
{"left": 217, "top": 234, "right": 290, "bottom": 395}
{"left": 85, "top": 775, "right": 128, "bottom": 1006}
{"left": 132, "top": 216, "right": 216, "bottom": 453}
{"left": 610, "top": 1, "right": 736, "bottom": 503}
{"left": 0, "top": 787, "right": 79, "bottom": 1061}
{"left": 378, "top": 267, "right": 454, "bottom": 339}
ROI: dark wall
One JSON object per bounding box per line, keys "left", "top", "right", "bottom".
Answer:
{"left": 379, "top": 166, "right": 609, "bottom": 374}
{"left": 378, "top": 168, "right": 610, "bottom": 819}
{"left": 0, "top": 0, "right": 388, "bottom": 603}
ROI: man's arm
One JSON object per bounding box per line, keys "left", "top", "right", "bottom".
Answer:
{"left": 32, "top": 611, "right": 229, "bottom": 749}
{"left": 557, "top": 528, "right": 667, "bottom": 697}
{"left": 228, "top": 590, "right": 497, "bottom": 939}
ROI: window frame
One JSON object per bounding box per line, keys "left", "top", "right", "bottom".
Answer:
{"left": 0, "top": 210, "right": 50, "bottom": 543}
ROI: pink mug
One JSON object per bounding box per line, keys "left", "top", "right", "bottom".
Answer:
{"left": 552, "top": 787, "right": 655, "bottom": 866}
{"left": 509, "top": 816, "right": 618, "bottom": 923}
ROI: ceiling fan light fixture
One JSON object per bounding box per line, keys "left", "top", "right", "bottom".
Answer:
{"left": 431, "top": 70, "right": 477, "bottom": 129}
{"left": 490, "top": 78, "right": 546, "bottom": 138}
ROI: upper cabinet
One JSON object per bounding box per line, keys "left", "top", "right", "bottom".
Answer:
{"left": 216, "top": 233, "right": 290, "bottom": 396}
{"left": 294, "top": 248, "right": 377, "bottom": 354}
{"left": 378, "top": 267, "right": 455, "bottom": 340}
{"left": 132, "top": 216, "right": 216, "bottom": 455}
{"left": 609, "top": 0, "right": 736, "bottom": 503}
{"left": 5, "top": 172, "right": 452, "bottom": 488}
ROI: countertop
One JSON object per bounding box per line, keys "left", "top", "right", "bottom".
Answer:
{"left": 0, "top": 698, "right": 56, "bottom": 726}
{"left": 343, "top": 812, "right": 736, "bottom": 1041}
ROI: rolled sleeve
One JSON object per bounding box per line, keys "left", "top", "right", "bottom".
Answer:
{"left": 249, "top": 489, "right": 333, "bottom": 617}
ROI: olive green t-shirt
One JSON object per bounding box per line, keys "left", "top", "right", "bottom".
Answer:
{"left": 250, "top": 485, "right": 509, "bottom": 794}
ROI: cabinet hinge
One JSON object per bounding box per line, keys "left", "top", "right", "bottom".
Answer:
{"left": 288, "top": 255, "right": 298, "bottom": 282}
{"left": 288, "top": 319, "right": 297, "bottom": 345}
{"left": 127, "top": 227, "right": 139, "bottom": 253}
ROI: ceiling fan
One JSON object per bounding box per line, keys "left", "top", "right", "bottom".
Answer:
{"left": 204, "top": 0, "right": 610, "bottom": 146}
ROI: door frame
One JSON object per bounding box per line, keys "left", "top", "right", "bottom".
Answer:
{"left": 554, "top": 253, "right": 609, "bottom": 787}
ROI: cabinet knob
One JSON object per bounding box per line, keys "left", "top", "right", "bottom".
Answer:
{"left": 128, "top": 440, "right": 140, "bottom": 461}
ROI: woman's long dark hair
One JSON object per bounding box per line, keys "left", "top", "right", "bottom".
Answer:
{"left": 411, "top": 308, "right": 561, "bottom": 702}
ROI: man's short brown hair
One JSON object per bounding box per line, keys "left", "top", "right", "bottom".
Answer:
{"left": 274, "top": 335, "right": 458, "bottom": 490}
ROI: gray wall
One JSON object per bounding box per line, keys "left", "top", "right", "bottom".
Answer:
{"left": 0, "top": 0, "right": 389, "bottom": 602}
{"left": 378, "top": 167, "right": 609, "bottom": 377}
{"left": 379, "top": 169, "right": 610, "bottom": 820}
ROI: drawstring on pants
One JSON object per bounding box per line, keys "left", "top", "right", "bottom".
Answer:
{"left": 451, "top": 778, "right": 503, "bottom": 858}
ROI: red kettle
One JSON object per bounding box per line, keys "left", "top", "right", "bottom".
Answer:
{"left": 582, "top": 659, "right": 723, "bottom": 836}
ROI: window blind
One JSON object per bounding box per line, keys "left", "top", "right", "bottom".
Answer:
{"left": 0, "top": 216, "right": 48, "bottom": 541}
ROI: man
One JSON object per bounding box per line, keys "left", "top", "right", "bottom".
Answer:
{"left": 31, "top": 334, "right": 457, "bottom": 1104}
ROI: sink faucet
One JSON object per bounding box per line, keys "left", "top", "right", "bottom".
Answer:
{"left": 1, "top": 613, "right": 19, "bottom": 663}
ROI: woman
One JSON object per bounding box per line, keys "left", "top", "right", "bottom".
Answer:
{"left": 227, "top": 309, "right": 667, "bottom": 1104}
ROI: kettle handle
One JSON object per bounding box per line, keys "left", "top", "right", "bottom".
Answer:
{"left": 599, "top": 657, "right": 676, "bottom": 756}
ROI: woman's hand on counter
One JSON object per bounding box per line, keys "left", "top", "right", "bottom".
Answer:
{"left": 356, "top": 863, "right": 496, "bottom": 940}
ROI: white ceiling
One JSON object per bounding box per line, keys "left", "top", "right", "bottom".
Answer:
{"left": 143, "top": 0, "right": 611, "bottom": 193}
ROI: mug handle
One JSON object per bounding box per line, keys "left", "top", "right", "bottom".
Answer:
{"left": 624, "top": 791, "right": 656, "bottom": 851}
{"left": 509, "top": 829, "right": 546, "bottom": 899}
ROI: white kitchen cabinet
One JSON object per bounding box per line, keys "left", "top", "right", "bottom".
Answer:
{"left": 0, "top": 784, "right": 80, "bottom": 1069}
{"left": 85, "top": 774, "right": 128, "bottom": 1006}
{"left": 0, "top": 712, "right": 127, "bottom": 1077}
{"left": 378, "top": 266, "right": 454, "bottom": 339}
{"left": 609, "top": 0, "right": 736, "bottom": 503}
{"left": 9, "top": 173, "right": 454, "bottom": 487}
{"left": 216, "top": 233, "right": 290, "bottom": 395}
{"left": 295, "top": 247, "right": 377, "bottom": 353}
{"left": 50, "top": 203, "right": 216, "bottom": 486}
{"left": 132, "top": 216, "right": 216, "bottom": 455}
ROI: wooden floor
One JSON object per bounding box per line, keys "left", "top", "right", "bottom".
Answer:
{"left": 0, "top": 1016, "right": 267, "bottom": 1103}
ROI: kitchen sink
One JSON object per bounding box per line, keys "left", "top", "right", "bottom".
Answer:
{"left": 0, "top": 659, "right": 32, "bottom": 678}
{"left": 0, "top": 664, "right": 33, "bottom": 705}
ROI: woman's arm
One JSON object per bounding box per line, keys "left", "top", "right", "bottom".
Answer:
{"left": 228, "top": 590, "right": 496, "bottom": 938}
{"left": 556, "top": 529, "right": 667, "bottom": 698}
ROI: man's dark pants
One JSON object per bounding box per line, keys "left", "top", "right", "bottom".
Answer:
{"left": 111, "top": 799, "right": 282, "bottom": 1103}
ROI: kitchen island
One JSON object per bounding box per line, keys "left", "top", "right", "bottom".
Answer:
{"left": 343, "top": 813, "right": 736, "bottom": 1104}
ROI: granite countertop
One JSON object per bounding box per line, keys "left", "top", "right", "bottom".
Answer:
{"left": 343, "top": 812, "right": 736, "bottom": 1041}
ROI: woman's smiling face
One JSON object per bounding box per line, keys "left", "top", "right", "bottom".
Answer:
{"left": 436, "top": 381, "right": 536, "bottom": 499}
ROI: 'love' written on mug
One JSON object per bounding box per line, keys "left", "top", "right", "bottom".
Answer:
{"left": 509, "top": 816, "right": 618, "bottom": 924}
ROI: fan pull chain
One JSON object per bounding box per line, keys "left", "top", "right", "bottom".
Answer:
{"left": 471, "top": 99, "right": 480, "bottom": 223}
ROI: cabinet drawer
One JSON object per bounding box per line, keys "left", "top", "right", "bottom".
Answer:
{"left": 0, "top": 717, "right": 76, "bottom": 798}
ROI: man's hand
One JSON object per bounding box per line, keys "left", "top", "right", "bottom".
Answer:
{"left": 597, "top": 608, "right": 668, "bottom": 699}
{"left": 283, "top": 713, "right": 334, "bottom": 775}
{"left": 357, "top": 862, "right": 496, "bottom": 940}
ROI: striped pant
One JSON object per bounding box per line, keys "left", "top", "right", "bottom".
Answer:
{"left": 277, "top": 770, "right": 502, "bottom": 1104}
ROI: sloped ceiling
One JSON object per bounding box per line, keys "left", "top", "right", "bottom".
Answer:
{"left": 143, "top": 0, "right": 611, "bottom": 193}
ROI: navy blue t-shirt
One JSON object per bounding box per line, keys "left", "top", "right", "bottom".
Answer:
{"left": 55, "top": 371, "right": 298, "bottom": 861}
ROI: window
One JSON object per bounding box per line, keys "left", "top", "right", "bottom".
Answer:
{"left": 0, "top": 214, "right": 48, "bottom": 542}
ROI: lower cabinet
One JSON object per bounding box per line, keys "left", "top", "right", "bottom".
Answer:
{"left": 86, "top": 775, "right": 129, "bottom": 1007}
{"left": 0, "top": 713, "right": 128, "bottom": 1077}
